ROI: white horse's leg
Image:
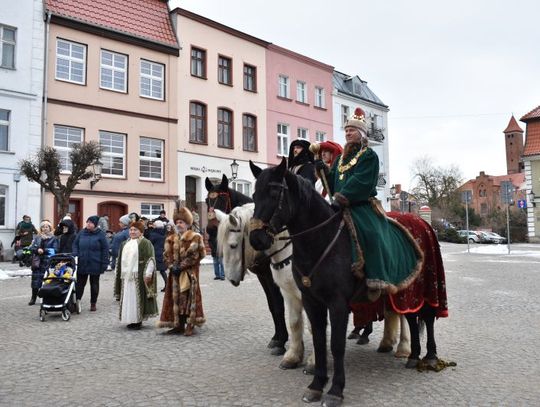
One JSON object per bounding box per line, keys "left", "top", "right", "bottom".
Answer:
{"left": 395, "top": 314, "right": 411, "bottom": 358}
{"left": 276, "top": 277, "right": 304, "bottom": 369}
{"left": 377, "top": 308, "right": 399, "bottom": 353}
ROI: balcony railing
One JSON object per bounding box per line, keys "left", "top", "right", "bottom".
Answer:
{"left": 368, "top": 126, "right": 385, "bottom": 143}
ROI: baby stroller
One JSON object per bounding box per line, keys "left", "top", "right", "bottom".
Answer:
{"left": 37, "top": 254, "right": 78, "bottom": 322}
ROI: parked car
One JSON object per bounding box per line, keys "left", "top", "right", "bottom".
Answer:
{"left": 458, "top": 230, "right": 480, "bottom": 243}
{"left": 486, "top": 232, "right": 507, "bottom": 244}
{"left": 476, "top": 231, "right": 494, "bottom": 243}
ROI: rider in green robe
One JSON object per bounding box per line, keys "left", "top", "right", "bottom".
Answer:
{"left": 326, "top": 108, "right": 422, "bottom": 295}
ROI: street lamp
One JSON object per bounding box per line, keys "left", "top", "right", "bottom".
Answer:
{"left": 90, "top": 159, "right": 103, "bottom": 189}
{"left": 387, "top": 184, "right": 397, "bottom": 202}
{"left": 230, "top": 159, "right": 239, "bottom": 181}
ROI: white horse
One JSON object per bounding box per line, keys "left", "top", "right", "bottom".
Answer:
{"left": 216, "top": 204, "right": 310, "bottom": 370}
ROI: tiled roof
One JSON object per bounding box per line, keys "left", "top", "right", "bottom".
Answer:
{"left": 491, "top": 173, "right": 525, "bottom": 188}
{"left": 333, "top": 71, "right": 388, "bottom": 108}
{"left": 45, "top": 0, "right": 178, "bottom": 49}
{"left": 523, "top": 123, "right": 540, "bottom": 156}
{"left": 520, "top": 105, "right": 540, "bottom": 122}
{"left": 503, "top": 115, "right": 523, "bottom": 133}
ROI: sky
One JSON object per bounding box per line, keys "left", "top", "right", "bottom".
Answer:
{"left": 169, "top": 0, "right": 540, "bottom": 190}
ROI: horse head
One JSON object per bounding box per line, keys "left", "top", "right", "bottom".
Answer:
{"left": 216, "top": 205, "right": 256, "bottom": 286}
{"left": 249, "top": 158, "right": 297, "bottom": 251}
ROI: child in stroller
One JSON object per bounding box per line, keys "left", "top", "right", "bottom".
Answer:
{"left": 11, "top": 235, "right": 32, "bottom": 267}
{"left": 37, "top": 255, "right": 79, "bottom": 322}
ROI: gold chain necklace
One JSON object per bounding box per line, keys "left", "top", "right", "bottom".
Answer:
{"left": 337, "top": 147, "right": 367, "bottom": 180}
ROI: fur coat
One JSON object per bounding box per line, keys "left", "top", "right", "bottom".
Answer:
{"left": 157, "top": 229, "right": 206, "bottom": 330}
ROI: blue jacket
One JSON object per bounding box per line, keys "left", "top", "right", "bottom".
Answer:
{"left": 111, "top": 227, "right": 129, "bottom": 259}
{"left": 148, "top": 228, "right": 166, "bottom": 271}
{"left": 72, "top": 228, "right": 110, "bottom": 275}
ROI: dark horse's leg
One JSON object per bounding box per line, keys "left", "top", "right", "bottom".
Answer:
{"left": 357, "top": 321, "right": 373, "bottom": 345}
{"left": 252, "top": 260, "right": 288, "bottom": 355}
{"left": 405, "top": 313, "right": 421, "bottom": 368}
{"left": 302, "top": 295, "right": 328, "bottom": 403}
{"left": 322, "top": 300, "right": 349, "bottom": 406}
{"left": 421, "top": 305, "right": 438, "bottom": 365}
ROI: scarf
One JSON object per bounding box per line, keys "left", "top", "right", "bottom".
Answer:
{"left": 120, "top": 238, "right": 140, "bottom": 281}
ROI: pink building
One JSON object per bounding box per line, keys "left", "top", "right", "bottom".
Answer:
{"left": 43, "top": 0, "right": 179, "bottom": 230}
{"left": 265, "top": 44, "right": 334, "bottom": 164}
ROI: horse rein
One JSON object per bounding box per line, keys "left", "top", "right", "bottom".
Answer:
{"left": 207, "top": 191, "right": 232, "bottom": 214}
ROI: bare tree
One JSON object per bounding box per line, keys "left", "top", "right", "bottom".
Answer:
{"left": 19, "top": 142, "right": 102, "bottom": 217}
{"left": 410, "top": 156, "right": 463, "bottom": 210}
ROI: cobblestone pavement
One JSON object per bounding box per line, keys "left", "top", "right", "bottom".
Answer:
{"left": 1, "top": 243, "right": 539, "bottom": 406}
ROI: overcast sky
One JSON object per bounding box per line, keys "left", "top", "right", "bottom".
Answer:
{"left": 170, "top": 0, "right": 540, "bottom": 190}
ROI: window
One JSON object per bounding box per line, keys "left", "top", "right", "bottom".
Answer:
{"left": 278, "top": 75, "right": 290, "bottom": 98}
{"left": 56, "top": 39, "right": 86, "bottom": 84}
{"left": 0, "top": 109, "right": 9, "bottom": 151}
{"left": 54, "top": 125, "right": 83, "bottom": 172}
{"left": 218, "top": 55, "right": 232, "bottom": 85}
{"left": 218, "top": 108, "right": 233, "bottom": 148}
{"left": 0, "top": 185, "right": 5, "bottom": 226}
{"left": 231, "top": 180, "right": 251, "bottom": 197}
{"left": 100, "top": 50, "right": 127, "bottom": 92}
{"left": 341, "top": 105, "right": 349, "bottom": 127}
{"left": 243, "top": 114, "right": 257, "bottom": 152}
{"left": 141, "top": 203, "right": 164, "bottom": 218}
{"left": 139, "top": 137, "right": 163, "bottom": 180}
{"left": 297, "top": 128, "right": 308, "bottom": 139}
{"left": 189, "top": 102, "right": 206, "bottom": 143}
{"left": 191, "top": 47, "right": 206, "bottom": 78}
{"left": 0, "top": 25, "right": 16, "bottom": 69}
{"left": 243, "top": 64, "right": 256, "bottom": 91}
{"left": 314, "top": 87, "right": 325, "bottom": 108}
{"left": 99, "top": 131, "right": 125, "bottom": 177}
{"left": 316, "top": 131, "right": 326, "bottom": 142}
{"left": 297, "top": 81, "right": 307, "bottom": 103}
{"left": 140, "top": 60, "right": 164, "bottom": 100}
{"left": 277, "top": 123, "right": 289, "bottom": 156}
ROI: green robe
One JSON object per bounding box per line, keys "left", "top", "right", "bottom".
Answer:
{"left": 329, "top": 146, "right": 421, "bottom": 292}
{"left": 114, "top": 237, "right": 159, "bottom": 320}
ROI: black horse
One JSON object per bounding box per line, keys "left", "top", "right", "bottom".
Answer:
{"left": 248, "top": 159, "right": 447, "bottom": 407}
{"left": 205, "top": 174, "right": 289, "bottom": 355}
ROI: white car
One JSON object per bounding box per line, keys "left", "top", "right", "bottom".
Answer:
{"left": 486, "top": 232, "right": 507, "bottom": 244}
{"left": 458, "top": 230, "right": 480, "bottom": 243}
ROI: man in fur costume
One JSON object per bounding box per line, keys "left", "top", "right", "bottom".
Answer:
{"left": 287, "top": 138, "right": 317, "bottom": 185}
{"left": 325, "top": 107, "right": 423, "bottom": 297}
{"left": 157, "top": 206, "right": 206, "bottom": 335}
{"left": 114, "top": 221, "right": 158, "bottom": 330}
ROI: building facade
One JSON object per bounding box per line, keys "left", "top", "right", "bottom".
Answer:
{"left": 265, "top": 44, "right": 334, "bottom": 164}
{"left": 332, "top": 71, "right": 390, "bottom": 206}
{"left": 171, "top": 8, "right": 269, "bottom": 216}
{"left": 0, "top": 0, "right": 44, "bottom": 259}
{"left": 503, "top": 115, "right": 524, "bottom": 175}
{"left": 43, "top": 0, "right": 179, "bottom": 230}
{"left": 520, "top": 105, "right": 540, "bottom": 242}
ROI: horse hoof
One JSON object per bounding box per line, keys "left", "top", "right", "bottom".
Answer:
{"left": 279, "top": 360, "right": 299, "bottom": 370}
{"left": 356, "top": 337, "right": 369, "bottom": 345}
{"left": 347, "top": 332, "right": 360, "bottom": 340}
{"left": 267, "top": 339, "right": 283, "bottom": 349}
{"left": 377, "top": 345, "right": 393, "bottom": 353}
{"left": 302, "top": 388, "right": 322, "bottom": 403}
{"left": 303, "top": 364, "right": 316, "bottom": 375}
{"left": 405, "top": 358, "right": 419, "bottom": 369}
{"left": 321, "top": 394, "right": 344, "bottom": 407}
{"left": 424, "top": 357, "right": 439, "bottom": 369}
{"left": 270, "top": 346, "right": 286, "bottom": 356}
{"left": 394, "top": 350, "right": 410, "bottom": 359}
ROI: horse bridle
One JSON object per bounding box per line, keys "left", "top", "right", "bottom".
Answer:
{"left": 207, "top": 190, "right": 232, "bottom": 214}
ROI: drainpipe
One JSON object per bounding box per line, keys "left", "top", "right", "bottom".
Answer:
{"left": 40, "top": 10, "right": 51, "bottom": 221}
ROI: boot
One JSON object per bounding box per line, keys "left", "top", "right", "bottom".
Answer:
{"left": 28, "top": 288, "right": 38, "bottom": 305}
{"left": 90, "top": 303, "right": 97, "bottom": 312}
{"left": 76, "top": 299, "right": 81, "bottom": 313}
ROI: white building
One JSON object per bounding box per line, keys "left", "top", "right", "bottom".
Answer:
{"left": 0, "top": 0, "right": 44, "bottom": 259}
{"left": 332, "top": 71, "right": 390, "bottom": 208}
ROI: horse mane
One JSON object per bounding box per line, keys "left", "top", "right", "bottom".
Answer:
{"left": 216, "top": 203, "right": 255, "bottom": 257}
{"left": 228, "top": 188, "right": 253, "bottom": 206}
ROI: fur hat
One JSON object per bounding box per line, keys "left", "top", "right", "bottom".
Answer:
{"left": 153, "top": 220, "right": 164, "bottom": 229}
{"left": 173, "top": 207, "right": 193, "bottom": 226}
{"left": 344, "top": 107, "right": 368, "bottom": 133}
{"left": 130, "top": 220, "right": 145, "bottom": 233}
{"left": 86, "top": 216, "right": 100, "bottom": 228}
{"left": 119, "top": 214, "right": 130, "bottom": 226}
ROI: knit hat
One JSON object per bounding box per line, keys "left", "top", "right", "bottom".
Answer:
{"left": 153, "top": 220, "right": 164, "bottom": 229}
{"left": 173, "top": 207, "right": 193, "bottom": 226}
{"left": 130, "top": 220, "right": 145, "bottom": 234}
{"left": 344, "top": 107, "right": 368, "bottom": 133}
{"left": 119, "top": 214, "right": 130, "bottom": 226}
{"left": 86, "top": 216, "right": 100, "bottom": 227}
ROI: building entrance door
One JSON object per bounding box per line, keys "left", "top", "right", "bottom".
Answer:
{"left": 98, "top": 201, "right": 128, "bottom": 232}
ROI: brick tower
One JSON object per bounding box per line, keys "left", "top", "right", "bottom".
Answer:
{"left": 503, "top": 115, "right": 524, "bottom": 174}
